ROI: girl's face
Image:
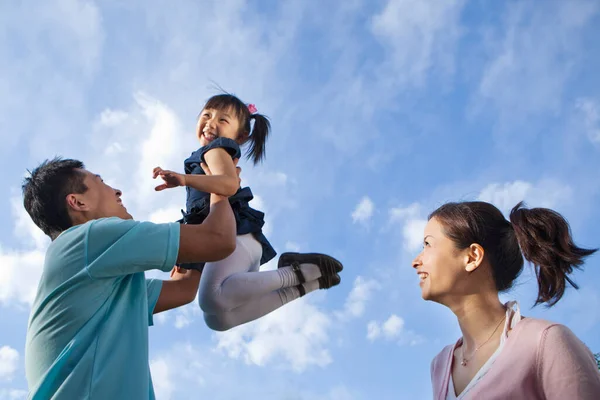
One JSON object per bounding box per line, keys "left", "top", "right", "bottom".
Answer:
{"left": 197, "top": 106, "right": 242, "bottom": 146}
{"left": 411, "top": 217, "right": 472, "bottom": 304}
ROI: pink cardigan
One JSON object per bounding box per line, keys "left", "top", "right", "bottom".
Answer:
{"left": 430, "top": 318, "right": 600, "bottom": 399}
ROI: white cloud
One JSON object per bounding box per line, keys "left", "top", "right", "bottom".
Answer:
{"left": 367, "top": 315, "right": 425, "bottom": 346}
{"left": 477, "top": 179, "right": 571, "bottom": 216}
{"left": 366, "top": 321, "right": 381, "bottom": 341}
{"left": 215, "top": 298, "right": 333, "bottom": 372}
{"left": 351, "top": 196, "right": 375, "bottom": 225}
{"left": 98, "top": 109, "right": 129, "bottom": 128}
{"left": 0, "top": 346, "right": 19, "bottom": 381}
{"left": 389, "top": 203, "right": 427, "bottom": 252}
{"left": 382, "top": 314, "right": 404, "bottom": 337}
{"left": 154, "top": 312, "right": 169, "bottom": 326}
{"left": 0, "top": 389, "right": 28, "bottom": 400}
{"left": 11, "top": 194, "right": 49, "bottom": 251}
{"left": 148, "top": 207, "right": 183, "bottom": 224}
{"left": 149, "top": 342, "right": 358, "bottom": 399}
{"left": 87, "top": 92, "right": 190, "bottom": 222}
{"left": 370, "top": 0, "right": 466, "bottom": 87}
{"left": 575, "top": 98, "right": 600, "bottom": 143}
{"left": 149, "top": 358, "right": 174, "bottom": 399}
{"left": 173, "top": 302, "right": 202, "bottom": 330}
{"left": 0, "top": 196, "right": 47, "bottom": 307}
{"left": 367, "top": 315, "right": 404, "bottom": 341}
{"left": 0, "top": 249, "right": 45, "bottom": 307}
{"left": 336, "top": 276, "right": 380, "bottom": 320}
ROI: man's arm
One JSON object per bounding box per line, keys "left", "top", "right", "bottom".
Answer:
{"left": 148, "top": 193, "right": 236, "bottom": 315}
{"left": 176, "top": 193, "right": 236, "bottom": 264}
{"left": 153, "top": 267, "right": 201, "bottom": 314}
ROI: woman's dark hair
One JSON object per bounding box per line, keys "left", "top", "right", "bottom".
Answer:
{"left": 202, "top": 93, "right": 271, "bottom": 165}
{"left": 429, "top": 201, "right": 597, "bottom": 307}
{"left": 22, "top": 157, "right": 88, "bottom": 239}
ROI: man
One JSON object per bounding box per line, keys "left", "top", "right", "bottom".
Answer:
{"left": 22, "top": 156, "right": 237, "bottom": 399}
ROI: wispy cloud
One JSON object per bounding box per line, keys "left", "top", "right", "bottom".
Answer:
{"left": 0, "top": 0, "right": 104, "bottom": 157}
{"left": 367, "top": 315, "right": 425, "bottom": 346}
{"left": 0, "top": 346, "right": 19, "bottom": 381}
{"left": 575, "top": 98, "right": 600, "bottom": 143}
{"left": 370, "top": 0, "right": 466, "bottom": 87}
{"left": 475, "top": 0, "right": 599, "bottom": 125}
{"left": 336, "top": 276, "right": 380, "bottom": 320}
{"left": 0, "top": 196, "right": 47, "bottom": 307}
{"left": 0, "top": 389, "right": 27, "bottom": 400}
{"left": 389, "top": 203, "right": 427, "bottom": 252}
{"left": 214, "top": 297, "right": 333, "bottom": 372}
{"left": 477, "top": 179, "right": 572, "bottom": 215}
{"left": 351, "top": 196, "right": 375, "bottom": 226}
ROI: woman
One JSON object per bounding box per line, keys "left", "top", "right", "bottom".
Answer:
{"left": 412, "top": 201, "right": 600, "bottom": 399}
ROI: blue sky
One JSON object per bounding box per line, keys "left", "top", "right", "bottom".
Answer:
{"left": 1, "top": 0, "right": 600, "bottom": 398}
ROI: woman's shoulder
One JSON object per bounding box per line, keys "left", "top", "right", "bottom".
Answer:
{"left": 506, "top": 316, "right": 586, "bottom": 359}
{"left": 431, "top": 342, "right": 456, "bottom": 376}
{"left": 512, "top": 316, "right": 565, "bottom": 338}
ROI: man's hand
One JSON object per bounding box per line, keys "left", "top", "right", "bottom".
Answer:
{"left": 153, "top": 266, "right": 201, "bottom": 314}
{"left": 170, "top": 265, "right": 192, "bottom": 280}
{"left": 153, "top": 167, "right": 186, "bottom": 191}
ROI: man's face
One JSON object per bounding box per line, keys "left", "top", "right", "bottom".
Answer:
{"left": 71, "top": 169, "right": 132, "bottom": 221}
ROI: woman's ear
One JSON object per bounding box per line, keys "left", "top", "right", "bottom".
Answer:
{"left": 465, "top": 243, "right": 484, "bottom": 272}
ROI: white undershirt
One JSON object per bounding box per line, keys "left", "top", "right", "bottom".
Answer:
{"left": 446, "top": 301, "right": 521, "bottom": 400}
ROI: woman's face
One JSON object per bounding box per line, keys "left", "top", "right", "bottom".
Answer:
{"left": 412, "top": 217, "right": 472, "bottom": 303}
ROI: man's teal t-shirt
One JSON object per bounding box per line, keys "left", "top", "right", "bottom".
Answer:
{"left": 24, "top": 217, "right": 180, "bottom": 399}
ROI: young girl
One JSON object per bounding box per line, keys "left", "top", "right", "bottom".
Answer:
{"left": 153, "top": 94, "right": 343, "bottom": 331}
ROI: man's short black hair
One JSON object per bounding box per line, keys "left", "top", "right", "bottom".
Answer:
{"left": 22, "top": 157, "right": 88, "bottom": 239}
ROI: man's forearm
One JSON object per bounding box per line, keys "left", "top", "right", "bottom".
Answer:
{"left": 204, "top": 194, "right": 236, "bottom": 242}
{"left": 153, "top": 269, "right": 202, "bottom": 314}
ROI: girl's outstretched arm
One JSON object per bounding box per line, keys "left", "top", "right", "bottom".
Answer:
{"left": 153, "top": 148, "right": 240, "bottom": 196}
{"left": 188, "top": 147, "right": 240, "bottom": 196}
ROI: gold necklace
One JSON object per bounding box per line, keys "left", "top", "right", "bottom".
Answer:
{"left": 460, "top": 314, "right": 506, "bottom": 367}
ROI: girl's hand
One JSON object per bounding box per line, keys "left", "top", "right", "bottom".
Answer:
{"left": 153, "top": 167, "right": 186, "bottom": 191}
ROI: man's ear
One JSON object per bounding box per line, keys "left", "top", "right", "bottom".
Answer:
{"left": 65, "top": 193, "right": 89, "bottom": 212}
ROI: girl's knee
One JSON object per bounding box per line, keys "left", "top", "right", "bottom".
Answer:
{"left": 197, "top": 290, "right": 231, "bottom": 315}
{"left": 203, "top": 312, "right": 236, "bottom": 332}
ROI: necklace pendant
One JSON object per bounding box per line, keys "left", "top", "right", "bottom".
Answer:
{"left": 461, "top": 359, "right": 467, "bottom": 367}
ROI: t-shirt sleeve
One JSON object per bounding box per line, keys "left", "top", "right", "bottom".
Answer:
{"left": 146, "top": 278, "right": 163, "bottom": 326}
{"left": 199, "top": 137, "right": 241, "bottom": 163}
{"left": 85, "top": 217, "right": 180, "bottom": 279}
{"left": 538, "top": 324, "right": 600, "bottom": 399}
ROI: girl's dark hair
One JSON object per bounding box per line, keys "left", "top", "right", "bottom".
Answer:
{"left": 429, "top": 201, "right": 597, "bottom": 307}
{"left": 22, "top": 157, "right": 88, "bottom": 239}
{"left": 202, "top": 93, "right": 271, "bottom": 165}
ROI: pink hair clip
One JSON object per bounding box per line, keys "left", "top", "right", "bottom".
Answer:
{"left": 247, "top": 104, "right": 258, "bottom": 114}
